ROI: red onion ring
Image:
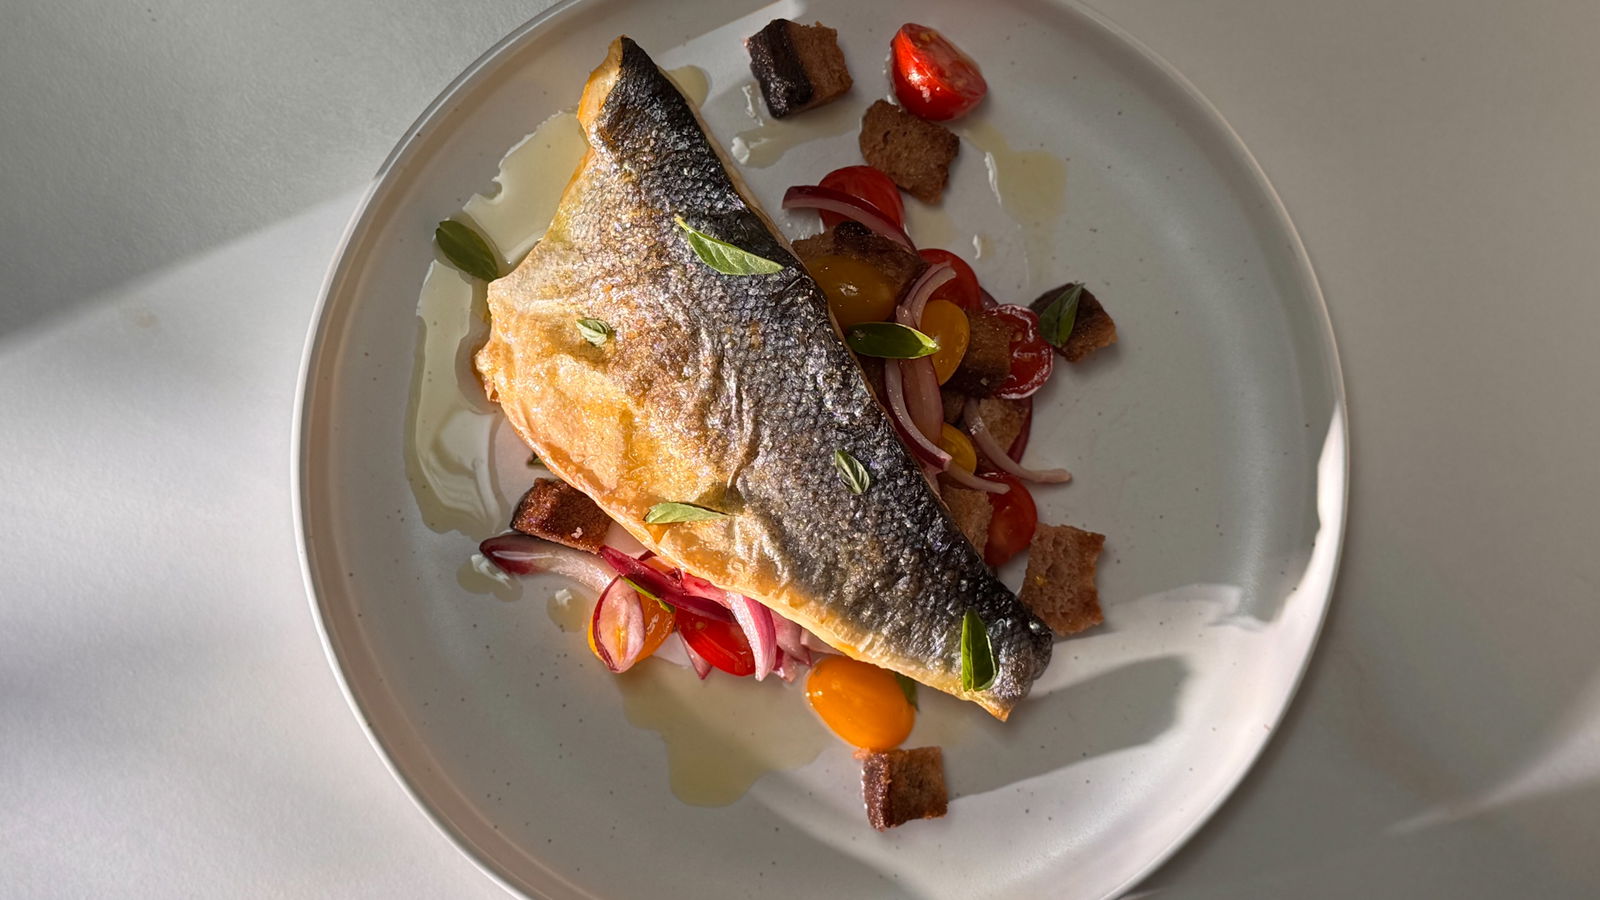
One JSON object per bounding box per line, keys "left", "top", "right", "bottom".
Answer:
{"left": 772, "top": 616, "right": 812, "bottom": 667}
{"left": 590, "top": 577, "right": 647, "bottom": 672}
{"left": 964, "top": 398, "right": 1072, "bottom": 484}
{"left": 782, "top": 185, "right": 915, "bottom": 250}
{"left": 897, "top": 262, "right": 955, "bottom": 328}
{"left": 884, "top": 359, "right": 952, "bottom": 469}
{"left": 942, "top": 463, "right": 1011, "bottom": 494}
{"left": 598, "top": 547, "right": 734, "bottom": 621}
{"left": 677, "top": 573, "right": 779, "bottom": 681}
{"left": 679, "top": 633, "right": 712, "bottom": 679}
{"left": 479, "top": 534, "right": 615, "bottom": 592}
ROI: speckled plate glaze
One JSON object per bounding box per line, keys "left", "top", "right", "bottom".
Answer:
{"left": 294, "top": 1, "right": 1347, "bottom": 897}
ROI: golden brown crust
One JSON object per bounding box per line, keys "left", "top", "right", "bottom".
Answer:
{"left": 1019, "top": 523, "right": 1106, "bottom": 635}
{"left": 968, "top": 396, "right": 1028, "bottom": 456}
{"left": 511, "top": 479, "right": 613, "bottom": 553}
{"left": 940, "top": 485, "right": 994, "bottom": 553}
{"left": 859, "top": 100, "right": 959, "bottom": 204}
{"left": 792, "top": 222, "right": 927, "bottom": 299}
{"left": 857, "top": 746, "right": 948, "bottom": 830}
{"left": 946, "top": 311, "right": 1015, "bottom": 396}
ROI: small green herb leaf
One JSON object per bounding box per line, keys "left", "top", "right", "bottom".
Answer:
{"left": 576, "top": 317, "right": 613, "bottom": 346}
{"left": 960, "top": 609, "right": 997, "bottom": 692}
{"left": 644, "top": 502, "right": 728, "bottom": 524}
{"left": 434, "top": 219, "right": 503, "bottom": 281}
{"left": 845, "top": 322, "right": 940, "bottom": 359}
{"left": 674, "top": 216, "right": 785, "bottom": 275}
{"left": 625, "top": 577, "right": 674, "bottom": 613}
{"left": 894, "top": 672, "right": 920, "bottom": 710}
{"left": 834, "top": 449, "right": 871, "bottom": 495}
{"left": 526, "top": 452, "right": 542, "bottom": 468}
{"left": 1037, "top": 282, "right": 1083, "bottom": 350}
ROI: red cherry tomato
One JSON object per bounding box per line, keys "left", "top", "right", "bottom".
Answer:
{"left": 676, "top": 606, "right": 755, "bottom": 676}
{"left": 818, "top": 165, "right": 905, "bottom": 230}
{"left": 917, "top": 249, "right": 981, "bottom": 311}
{"left": 982, "top": 472, "right": 1037, "bottom": 567}
{"left": 890, "top": 24, "right": 989, "bottom": 122}
{"left": 988, "top": 305, "right": 1054, "bottom": 399}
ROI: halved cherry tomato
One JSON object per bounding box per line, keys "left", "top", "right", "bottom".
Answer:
{"left": 982, "top": 472, "right": 1038, "bottom": 567}
{"left": 805, "top": 656, "right": 916, "bottom": 751}
{"left": 917, "top": 249, "right": 981, "bottom": 311}
{"left": 676, "top": 606, "right": 755, "bottom": 676}
{"left": 587, "top": 580, "right": 675, "bottom": 671}
{"left": 989, "top": 305, "right": 1055, "bottom": 400}
{"left": 920, "top": 298, "right": 970, "bottom": 383}
{"left": 890, "top": 24, "right": 989, "bottom": 122}
{"left": 808, "top": 254, "right": 903, "bottom": 329}
{"left": 818, "top": 165, "right": 905, "bottom": 230}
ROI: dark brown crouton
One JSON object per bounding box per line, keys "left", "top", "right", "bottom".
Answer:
{"left": 940, "top": 386, "right": 966, "bottom": 424}
{"left": 945, "top": 310, "right": 1016, "bottom": 396}
{"left": 940, "top": 485, "right": 993, "bottom": 551}
{"left": 857, "top": 746, "right": 948, "bottom": 830}
{"left": 859, "top": 100, "right": 959, "bottom": 204}
{"left": 966, "top": 396, "right": 1028, "bottom": 456}
{"left": 746, "top": 19, "right": 852, "bottom": 119}
{"left": 510, "top": 479, "right": 612, "bottom": 553}
{"left": 1019, "top": 524, "right": 1106, "bottom": 635}
{"left": 793, "top": 221, "right": 927, "bottom": 300}
{"left": 1029, "top": 283, "right": 1118, "bottom": 362}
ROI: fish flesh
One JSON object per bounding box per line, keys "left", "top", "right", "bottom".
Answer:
{"left": 475, "top": 37, "right": 1052, "bottom": 718}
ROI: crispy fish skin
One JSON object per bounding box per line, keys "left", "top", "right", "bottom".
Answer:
{"left": 475, "top": 37, "right": 1051, "bottom": 718}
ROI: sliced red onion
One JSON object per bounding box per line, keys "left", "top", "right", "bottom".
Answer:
{"left": 651, "top": 634, "right": 692, "bottom": 669}
{"left": 772, "top": 615, "right": 812, "bottom": 667}
{"left": 901, "top": 357, "right": 945, "bottom": 445}
{"left": 884, "top": 358, "right": 952, "bottom": 469}
{"left": 679, "top": 632, "right": 712, "bottom": 679}
{"left": 942, "top": 463, "right": 1012, "bottom": 494}
{"left": 772, "top": 650, "right": 806, "bottom": 683}
{"left": 590, "top": 577, "right": 647, "bottom": 672}
{"left": 479, "top": 534, "right": 615, "bottom": 592}
{"left": 603, "top": 520, "right": 650, "bottom": 558}
{"left": 598, "top": 547, "right": 734, "bottom": 621}
{"left": 964, "top": 398, "right": 1072, "bottom": 484}
{"left": 676, "top": 572, "right": 778, "bottom": 681}
{"left": 897, "top": 262, "right": 955, "bottom": 330}
{"left": 782, "top": 185, "right": 914, "bottom": 250}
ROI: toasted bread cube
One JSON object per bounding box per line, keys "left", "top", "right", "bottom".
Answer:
{"left": 793, "top": 221, "right": 927, "bottom": 300}
{"left": 510, "top": 478, "right": 611, "bottom": 553}
{"left": 857, "top": 746, "right": 948, "bottom": 830}
{"left": 940, "top": 386, "right": 967, "bottom": 424}
{"left": 859, "top": 100, "right": 959, "bottom": 204}
{"left": 1019, "top": 523, "right": 1106, "bottom": 635}
{"left": 746, "top": 19, "right": 852, "bottom": 119}
{"left": 945, "top": 311, "right": 1016, "bottom": 397}
{"left": 966, "top": 396, "right": 1028, "bottom": 456}
{"left": 1030, "top": 284, "right": 1118, "bottom": 363}
{"left": 941, "top": 485, "right": 994, "bottom": 552}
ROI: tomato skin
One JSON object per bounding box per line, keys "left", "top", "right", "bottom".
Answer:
{"left": 818, "top": 165, "right": 905, "bottom": 230}
{"left": 982, "top": 472, "right": 1038, "bottom": 567}
{"left": 675, "top": 606, "right": 755, "bottom": 676}
{"left": 890, "top": 24, "right": 989, "bottom": 121}
{"left": 917, "top": 249, "right": 981, "bottom": 311}
{"left": 989, "top": 305, "right": 1055, "bottom": 399}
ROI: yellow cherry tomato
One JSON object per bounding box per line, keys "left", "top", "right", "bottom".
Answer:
{"left": 919, "top": 299, "right": 970, "bottom": 384}
{"left": 807, "top": 254, "right": 901, "bottom": 329}
{"left": 939, "top": 424, "right": 978, "bottom": 473}
{"left": 804, "top": 656, "right": 916, "bottom": 750}
{"left": 587, "top": 581, "right": 676, "bottom": 669}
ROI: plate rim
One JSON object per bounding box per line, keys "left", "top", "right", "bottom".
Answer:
{"left": 291, "top": 1, "right": 1349, "bottom": 897}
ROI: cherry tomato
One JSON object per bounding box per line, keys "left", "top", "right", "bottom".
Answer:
{"left": 988, "top": 305, "right": 1055, "bottom": 399}
{"left": 938, "top": 423, "right": 978, "bottom": 473}
{"left": 890, "top": 24, "right": 989, "bottom": 121}
{"left": 917, "top": 249, "right": 981, "bottom": 311}
{"left": 676, "top": 606, "right": 755, "bottom": 676}
{"left": 818, "top": 165, "right": 905, "bottom": 230}
{"left": 982, "top": 472, "right": 1038, "bottom": 567}
{"left": 808, "top": 254, "right": 903, "bottom": 329}
{"left": 920, "top": 298, "right": 970, "bottom": 384}
{"left": 586, "top": 581, "right": 675, "bottom": 670}
{"left": 805, "top": 656, "right": 916, "bottom": 750}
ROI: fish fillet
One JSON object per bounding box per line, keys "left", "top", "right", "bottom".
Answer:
{"left": 475, "top": 37, "right": 1052, "bottom": 718}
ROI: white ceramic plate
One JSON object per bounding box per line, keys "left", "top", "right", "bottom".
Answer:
{"left": 295, "top": 1, "right": 1346, "bottom": 897}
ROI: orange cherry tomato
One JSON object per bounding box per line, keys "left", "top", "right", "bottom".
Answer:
{"left": 587, "top": 580, "right": 675, "bottom": 670}
{"left": 890, "top": 24, "right": 989, "bottom": 122}
{"left": 938, "top": 424, "right": 978, "bottom": 473}
{"left": 920, "top": 298, "right": 970, "bottom": 384}
{"left": 982, "top": 472, "right": 1038, "bottom": 567}
{"left": 818, "top": 165, "right": 905, "bottom": 230}
{"left": 804, "top": 656, "right": 916, "bottom": 750}
{"left": 918, "top": 249, "right": 982, "bottom": 311}
{"left": 808, "top": 254, "right": 901, "bottom": 329}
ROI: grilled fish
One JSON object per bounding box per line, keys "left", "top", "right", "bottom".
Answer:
{"left": 475, "top": 37, "right": 1052, "bottom": 718}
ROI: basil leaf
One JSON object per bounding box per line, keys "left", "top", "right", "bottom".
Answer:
{"left": 845, "top": 322, "right": 940, "bottom": 359}
{"left": 674, "top": 216, "right": 785, "bottom": 275}
{"left": 644, "top": 501, "right": 728, "bottom": 524}
{"left": 960, "top": 609, "right": 996, "bottom": 692}
{"left": 435, "top": 219, "right": 503, "bottom": 281}
{"left": 833, "top": 449, "right": 871, "bottom": 495}
{"left": 576, "top": 317, "right": 613, "bottom": 346}
{"left": 894, "top": 672, "right": 920, "bottom": 710}
{"left": 1038, "top": 282, "right": 1083, "bottom": 349}
{"left": 625, "top": 577, "right": 674, "bottom": 613}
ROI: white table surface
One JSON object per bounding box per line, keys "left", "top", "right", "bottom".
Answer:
{"left": 4, "top": 0, "right": 1598, "bottom": 896}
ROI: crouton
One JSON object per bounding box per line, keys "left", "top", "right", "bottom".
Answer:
{"left": 746, "top": 19, "right": 852, "bottom": 119}
{"left": 793, "top": 221, "right": 927, "bottom": 300}
{"left": 941, "top": 485, "right": 993, "bottom": 551}
{"left": 510, "top": 479, "right": 612, "bottom": 553}
{"left": 857, "top": 746, "right": 948, "bottom": 830}
{"left": 945, "top": 310, "right": 1016, "bottom": 396}
{"left": 859, "top": 100, "right": 959, "bottom": 204}
{"left": 1029, "top": 283, "right": 1118, "bottom": 363}
{"left": 966, "top": 396, "right": 1028, "bottom": 455}
{"left": 1019, "top": 524, "right": 1106, "bottom": 635}
{"left": 940, "top": 386, "right": 966, "bottom": 424}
